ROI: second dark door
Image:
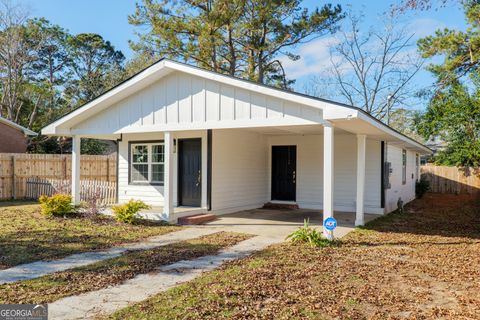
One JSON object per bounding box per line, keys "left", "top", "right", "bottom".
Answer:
{"left": 178, "top": 139, "right": 202, "bottom": 207}
{"left": 271, "top": 145, "right": 296, "bottom": 201}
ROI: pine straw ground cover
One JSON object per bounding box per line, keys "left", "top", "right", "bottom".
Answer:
{"left": 109, "top": 194, "right": 480, "bottom": 320}
{"left": 0, "top": 201, "right": 180, "bottom": 269}
{"left": 0, "top": 232, "right": 251, "bottom": 304}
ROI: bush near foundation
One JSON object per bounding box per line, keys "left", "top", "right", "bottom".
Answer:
{"left": 416, "top": 176, "right": 430, "bottom": 198}
{"left": 112, "top": 199, "right": 150, "bottom": 224}
{"left": 39, "top": 194, "right": 75, "bottom": 217}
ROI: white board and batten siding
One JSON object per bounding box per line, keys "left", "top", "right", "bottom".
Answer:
{"left": 72, "top": 72, "right": 324, "bottom": 135}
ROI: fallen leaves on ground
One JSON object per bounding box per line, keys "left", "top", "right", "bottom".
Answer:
{"left": 0, "top": 232, "right": 251, "bottom": 304}
{"left": 109, "top": 194, "right": 480, "bottom": 320}
{"left": 0, "top": 202, "right": 180, "bottom": 269}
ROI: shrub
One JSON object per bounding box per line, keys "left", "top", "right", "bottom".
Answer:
{"left": 112, "top": 199, "right": 150, "bottom": 224}
{"left": 415, "top": 176, "right": 430, "bottom": 198}
{"left": 81, "top": 188, "right": 105, "bottom": 219}
{"left": 286, "top": 218, "right": 333, "bottom": 247}
{"left": 39, "top": 194, "right": 75, "bottom": 217}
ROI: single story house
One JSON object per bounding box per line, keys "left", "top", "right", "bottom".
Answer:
{"left": 0, "top": 116, "right": 37, "bottom": 153}
{"left": 42, "top": 59, "right": 431, "bottom": 231}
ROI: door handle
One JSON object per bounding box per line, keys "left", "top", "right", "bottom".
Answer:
{"left": 293, "top": 170, "right": 296, "bottom": 184}
{"left": 196, "top": 170, "right": 201, "bottom": 187}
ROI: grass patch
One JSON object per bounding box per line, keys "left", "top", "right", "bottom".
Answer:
{"left": 0, "top": 201, "right": 180, "bottom": 269}
{"left": 108, "top": 194, "right": 480, "bottom": 319}
{"left": 0, "top": 232, "right": 251, "bottom": 304}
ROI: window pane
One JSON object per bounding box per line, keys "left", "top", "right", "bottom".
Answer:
{"left": 152, "top": 164, "right": 164, "bottom": 183}
{"left": 152, "top": 144, "right": 164, "bottom": 163}
{"left": 133, "top": 145, "right": 148, "bottom": 163}
{"left": 132, "top": 164, "right": 148, "bottom": 182}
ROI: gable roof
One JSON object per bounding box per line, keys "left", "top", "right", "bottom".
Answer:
{"left": 0, "top": 116, "right": 37, "bottom": 136}
{"left": 42, "top": 58, "right": 431, "bottom": 154}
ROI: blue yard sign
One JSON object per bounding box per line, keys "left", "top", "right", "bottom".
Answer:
{"left": 324, "top": 217, "right": 337, "bottom": 231}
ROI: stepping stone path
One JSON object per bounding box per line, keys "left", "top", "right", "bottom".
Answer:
{"left": 49, "top": 235, "right": 280, "bottom": 320}
{"left": 0, "top": 228, "right": 219, "bottom": 284}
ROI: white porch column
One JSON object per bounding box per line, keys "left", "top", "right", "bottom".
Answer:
{"left": 71, "top": 135, "right": 81, "bottom": 205}
{"left": 356, "top": 135, "right": 367, "bottom": 226}
{"left": 323, "top": 124, "right": 334, "bottom": 239}
{"left": 163, "top": 131, "right": 174, "bottom": 218}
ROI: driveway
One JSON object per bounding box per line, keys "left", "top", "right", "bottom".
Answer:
{"left": 202, "top": 208, "right": 378, "bottom": 239}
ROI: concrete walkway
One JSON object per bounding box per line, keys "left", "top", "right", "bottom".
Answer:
{"left": 0, "top": 228, "right": 219, "bottom": 284}
{"left": 49, "top": 235, "right": 280, "bottom": 320}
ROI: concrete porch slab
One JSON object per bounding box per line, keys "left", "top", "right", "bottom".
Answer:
{"left": 200, "top": 208, "right": 378, "bottom": 239}
{"left": 102, "top": 206, "right": 206, "bottom": 221}
{"left": 138, "top": 206, "right": 207, "bottom": 221}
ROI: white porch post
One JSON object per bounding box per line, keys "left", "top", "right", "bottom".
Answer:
{"left": 71, "top": 135, "right": 81, "bottom": 205}
{"left": 163, "top": 131, "right": 174, "bottom": 218}
{"left": 323, "top": 124, "right": 334, "bottom": 239}
{"left": 356, "top": 134, "right": 367, "bottom": 226}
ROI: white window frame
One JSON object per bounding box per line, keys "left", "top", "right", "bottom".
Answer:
{"left": 415, "top": 153, "right": 419, "bottom": 181}
{"left": 130, "top": 142, "right": 164, "bottom": 185}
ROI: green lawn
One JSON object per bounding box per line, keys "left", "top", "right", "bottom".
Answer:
{"left": 108, "top": 194, "right": 480, "bottom": 319}
{"left": 0, "top": 231, "right": 250, "bottom": 304}
{"left": 0, "top": 201, "right": 180, "bottom": 269}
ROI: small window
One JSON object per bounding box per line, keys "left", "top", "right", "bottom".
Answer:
{"left": 402, "top": 149, "right": 407, "bottom": 185}
{"left": 130, "top": 142, "right": 164, "bottom": 184}
{"left": 415, "top": 153, "right": 419, "bottom": 181}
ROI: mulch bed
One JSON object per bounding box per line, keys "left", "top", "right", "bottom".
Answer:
{"left": 109, "top": 194, "right": 480, "bottom": 320}
{"left": 0, "top": 232, "right": 251, "bottom": 304}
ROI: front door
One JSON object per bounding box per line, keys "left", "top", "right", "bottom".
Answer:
{"left": 271, "top": 145, "right": 296, "bottom": 201}
{"left": 178, "top": 139, "right": 202, "bottom": 207}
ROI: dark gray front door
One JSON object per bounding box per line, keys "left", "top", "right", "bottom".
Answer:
{"left": 178, "top": 139, "right": 202, "bottom": 206}
{"left": 271, "top": 145, "right": 296, "bottom": 201}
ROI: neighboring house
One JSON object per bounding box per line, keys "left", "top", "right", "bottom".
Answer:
{"left": 420, "top": 136, "right": 446, "bottom": 165}
{"left": 0, "top": 116, "right": 37, "bottom": 153}
{"left": 42, "top": 59, "right": 431, "bottom": 226}
{"left": 425, "top": 136, "right": 447, "bottom": 155}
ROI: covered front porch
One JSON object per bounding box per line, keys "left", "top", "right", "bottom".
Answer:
{"left": 70, "top": 123, "right": 379, "bottom": 239}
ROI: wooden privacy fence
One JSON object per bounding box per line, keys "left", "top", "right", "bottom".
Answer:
{"left": 25, "top": 177, "right": 116, "bottom": 205}
{"left": 0, "top": 153, "right": 116, "bottom": 200}
{"left": 421, "top": 164, "right": 480, "bottom": 194}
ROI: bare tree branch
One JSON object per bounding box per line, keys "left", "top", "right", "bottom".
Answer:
{"left": 307, "top": 10, "right": 424, "bottom": 121}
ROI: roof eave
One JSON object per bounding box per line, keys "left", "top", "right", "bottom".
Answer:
{"left": 0, "top": 117, "right": 37, "bottom": 136}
